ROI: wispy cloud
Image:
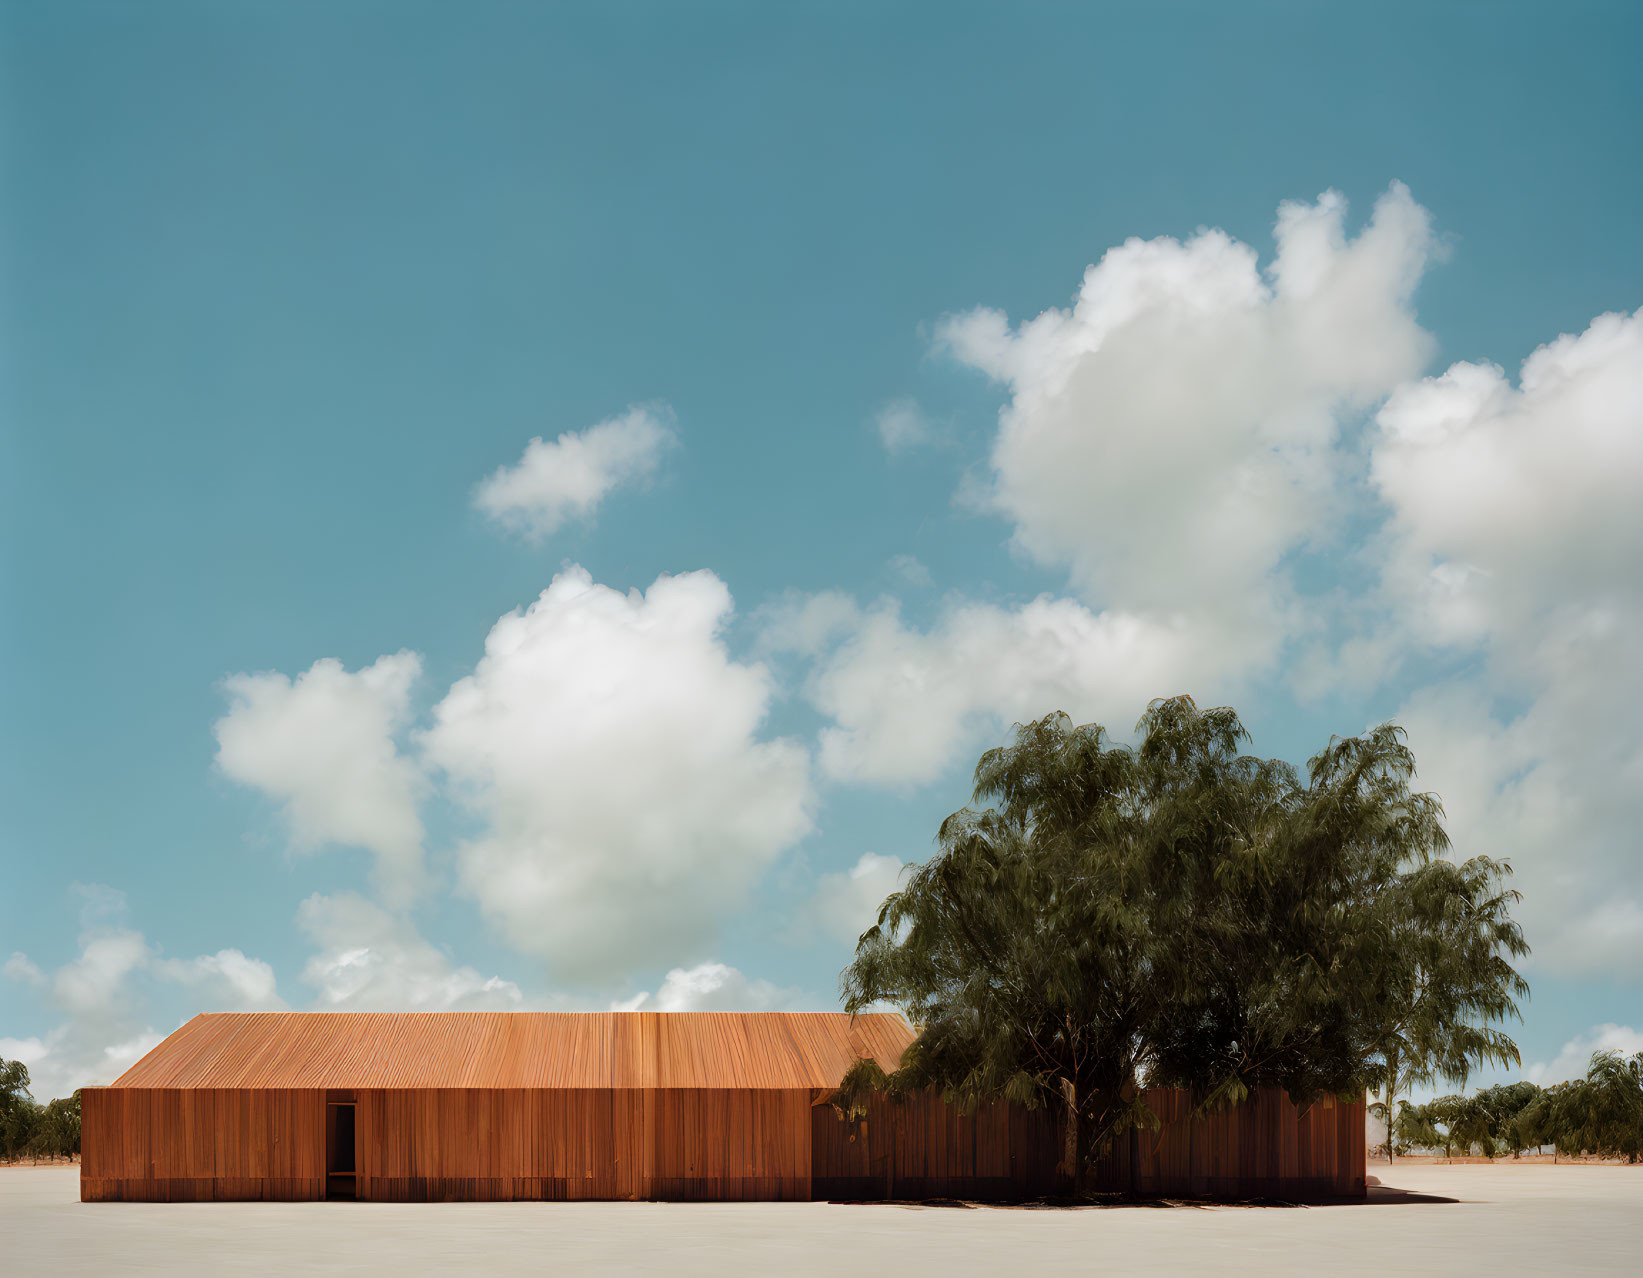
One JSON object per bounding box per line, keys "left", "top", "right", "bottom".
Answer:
{"left": 476, "top": 404, "right": 677, "bottom": 540}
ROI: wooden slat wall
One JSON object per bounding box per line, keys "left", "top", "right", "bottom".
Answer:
{"left": 84, "top": 1082, "right": 1364, "bottom": 1203}
{"left": 356, "top": 1088, "right": 812, "bottom": 1202}
{"left": 85, "top": 1085, "right": 815, "bottom": 1203}
{"left": 81, "top": 1086, "right": 324, "bottom": 1202}
{"left": 1108, "top": 1088, "right": 1366, "bottom": 1200}
{"left": 646, "top": 1089, "right": 811, "bottom": 1201}
{"left": 811, "top": 1093, "right": 1062, "bottom": 1201}
{"left": 812, "top": 1088, "right": 1366, "bottom": 1203}
{"left": 357, "top": 1088, "right": 646, "bottom": 1201}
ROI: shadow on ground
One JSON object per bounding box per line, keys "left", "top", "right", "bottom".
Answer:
{"left": 829, "top": 1182, "right": 1461, "bottom": 1209}
{"left": 1362, "top": 1175, "right": 1461, "bottom": 1205}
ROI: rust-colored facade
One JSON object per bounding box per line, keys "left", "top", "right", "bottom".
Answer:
{"left": 814, "top": 1086, "right": 1366, "bottom": 1201}
{"left": 81, "top": 1012, "right": 1365, "bottom": 1203}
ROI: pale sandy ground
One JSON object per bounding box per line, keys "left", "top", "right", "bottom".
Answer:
{"left": 4, "top": 1163, "right": 1639, "bottom": 1276}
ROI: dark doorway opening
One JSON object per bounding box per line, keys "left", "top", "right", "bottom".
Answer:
{"left": 326, "top": 1103, "right": 357, "bottom": 1200}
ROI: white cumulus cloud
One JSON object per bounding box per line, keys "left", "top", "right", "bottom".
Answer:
{"left": 52, "top": 928, "right": 153, "bottom": 1015}
{"left": 475, "top": 404, "right": 677, "bottom": 540}
{"left": 3, "top": 886, "right": 285, "bottom": 1101}
{"left": 805, "top": 852, "right": 906, "bottom": 946}
{"left": 610, "top": 961, "right": 801, "bottom": 1013}
{"left": 215, "top": 651, "right": 427, "bottom": 905}
{"left": 150, "top": 949, "right": 283, "bottom": 1010}
{"left": 807, "top": 593, "right": 1250, "bottom": 787}
{"left": 422, "top": 566, "right": 814, "bottom": 983}
{"left": 1373, "top": 308, "right": 1642, "bottom": 652}
{"left": 4, "top": 953, "right": 46, "bottom": 989}
{"left": 296, "top": 893, "right": 524, "bottom": 1010}
{"left": 754, "top": 589, "right": 863, "bottom": 658}
{"left": 1527, "top": 1023, "right": 1643, "bottom": 1086}
{"left": 1373, "top": 309, "right": 1643, "bottom": 976}
{"left": 944, "top": 182, "right": 1436, "bottom": 666}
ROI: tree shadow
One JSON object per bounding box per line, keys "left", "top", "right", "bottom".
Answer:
{"left": 831, "top": 1188, "right": 1465, "bottom": 1210}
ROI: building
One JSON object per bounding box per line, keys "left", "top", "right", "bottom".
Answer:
{"left": 81, "top": 1011, "right": 1365, "bottom": 1203}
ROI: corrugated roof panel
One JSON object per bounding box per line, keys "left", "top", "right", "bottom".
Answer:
{"left": 110, "top": 1011, "right": 914, "bottom": 1090}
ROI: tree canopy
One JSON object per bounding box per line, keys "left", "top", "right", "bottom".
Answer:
{"left": 1409, "top": 1082, "right": 1542, "bottom": 1160}
{"left": 838, "top": 696, "right": 1530, "bottom": 1187}
{"left": 1390, "top": 1053, "right": 1643, "bottom": 1163}
{"left": 1526, "top": 1051, "right": 1643, "bottom": 1162}
{"left": 0, "top": 1058, "right": 81, "bottom": 1164}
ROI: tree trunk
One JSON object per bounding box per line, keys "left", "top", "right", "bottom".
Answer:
{"left": 1386, "top": 1079, "right": 1395, "bottom": 1164}
{"left": 1060, "top": 1077, "right": 1078, "bottom": 1192}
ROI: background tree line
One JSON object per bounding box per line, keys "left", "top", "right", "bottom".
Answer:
{"left": 837, "top": 697, "right": 1531, "bottom": 1193}
{"left": 1379, "top": 1050, "right": 1643, "bottom": 1163}
{"left": 0, "top": 1057, "right": 82, "bottom": 1163}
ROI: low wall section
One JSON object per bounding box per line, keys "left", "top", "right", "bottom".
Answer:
{"left": 83, "top": 1083, "right": 1364, "bottom": 1202}
{"left": 82, "top": 1086, "right": 813, "bottom": 1202}
{"left": 811, "top": 1087, "right": 1366, "bottom": 1202}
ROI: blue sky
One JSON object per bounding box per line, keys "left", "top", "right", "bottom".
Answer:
{"left": 2, "top": 0, "right": 1640, "bottom": 1101}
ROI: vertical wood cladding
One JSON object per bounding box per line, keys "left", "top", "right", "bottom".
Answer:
{"left": 81, "top": 1015, "right": 1363, "bottom": 1204}
{"left": 1105, "top": 1087, "right": 1367, "bottom": 1200}
{"left": 81, "top": 1087, "right": 325, "bottom": 1202}
{"left": 357, "top": 1089, "right": 648, "bottom": 1201}
{"left": 810, "top": 1086, "right": 1365, "bottom": 1202}
{"left": 86, "top": 1083, "right": 1363, "bottom": 1203}
{"left": 84, "top": 1086, "right": 817, "bottom": 1203}
{"left": 810, "top": 1092, "right": 1064, "bottom": 1201}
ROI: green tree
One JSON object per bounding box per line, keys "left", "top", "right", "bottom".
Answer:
{"left": 1473, "top": 1081, "right": 1541, "bottom": 1158}
{"left": 1519, "top": 1080, "right": 1585, "bottom": 1162}
{"left": 1512, "top": 1053, "right": 1643, "bottom": 1163}
{"left": 838, "top": 711, "right": 1159, "bottom": 1190}
{"left": 0, "top": 1058, "right": 40, "bottom": 1163}
{"left": 1363, "top": 848, "right": 1529, "bottom": 1163}
{"left": 35, "top": 1093, "right": 82, "bottom": 1160}
{"left": 838, "top": 698, "right": 1530, "bottom": 1191}
{"left": 1569, "top": 1051, "right": 1643, "bottom": 1162}
{"left": 1437, "top": 1092, "right": 1498, "bottom": 1157}
{"left": 1369, "top": 1055, "right": 1433, "bottom": 1163}
{"left": 1, "top": 1061, "right": 84, "bottom": 1163}
{"left": 1394, "top": 1098, "right": 1446, "bottom": 1154}
{"left": 1369, "top": 1093, "right": 1449, "bottom": 1157}
{"left": 1409, "top": 1086, "right": 1537, "bottom": 1161}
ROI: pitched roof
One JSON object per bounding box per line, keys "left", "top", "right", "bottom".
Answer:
{"left": 109, "top": 1011, "right": 915, "bottom": 1090}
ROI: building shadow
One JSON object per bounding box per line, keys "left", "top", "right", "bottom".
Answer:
{"left": 826, "top": 1177, "right": 1463, "bottom": 1209}
{"left": 1360, "top": 1175, "right": 1460, "bottom": 1205}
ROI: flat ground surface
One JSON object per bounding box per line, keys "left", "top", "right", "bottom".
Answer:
{"left": 5, "top": 1164, "right": 1639, "bottom": 1275}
